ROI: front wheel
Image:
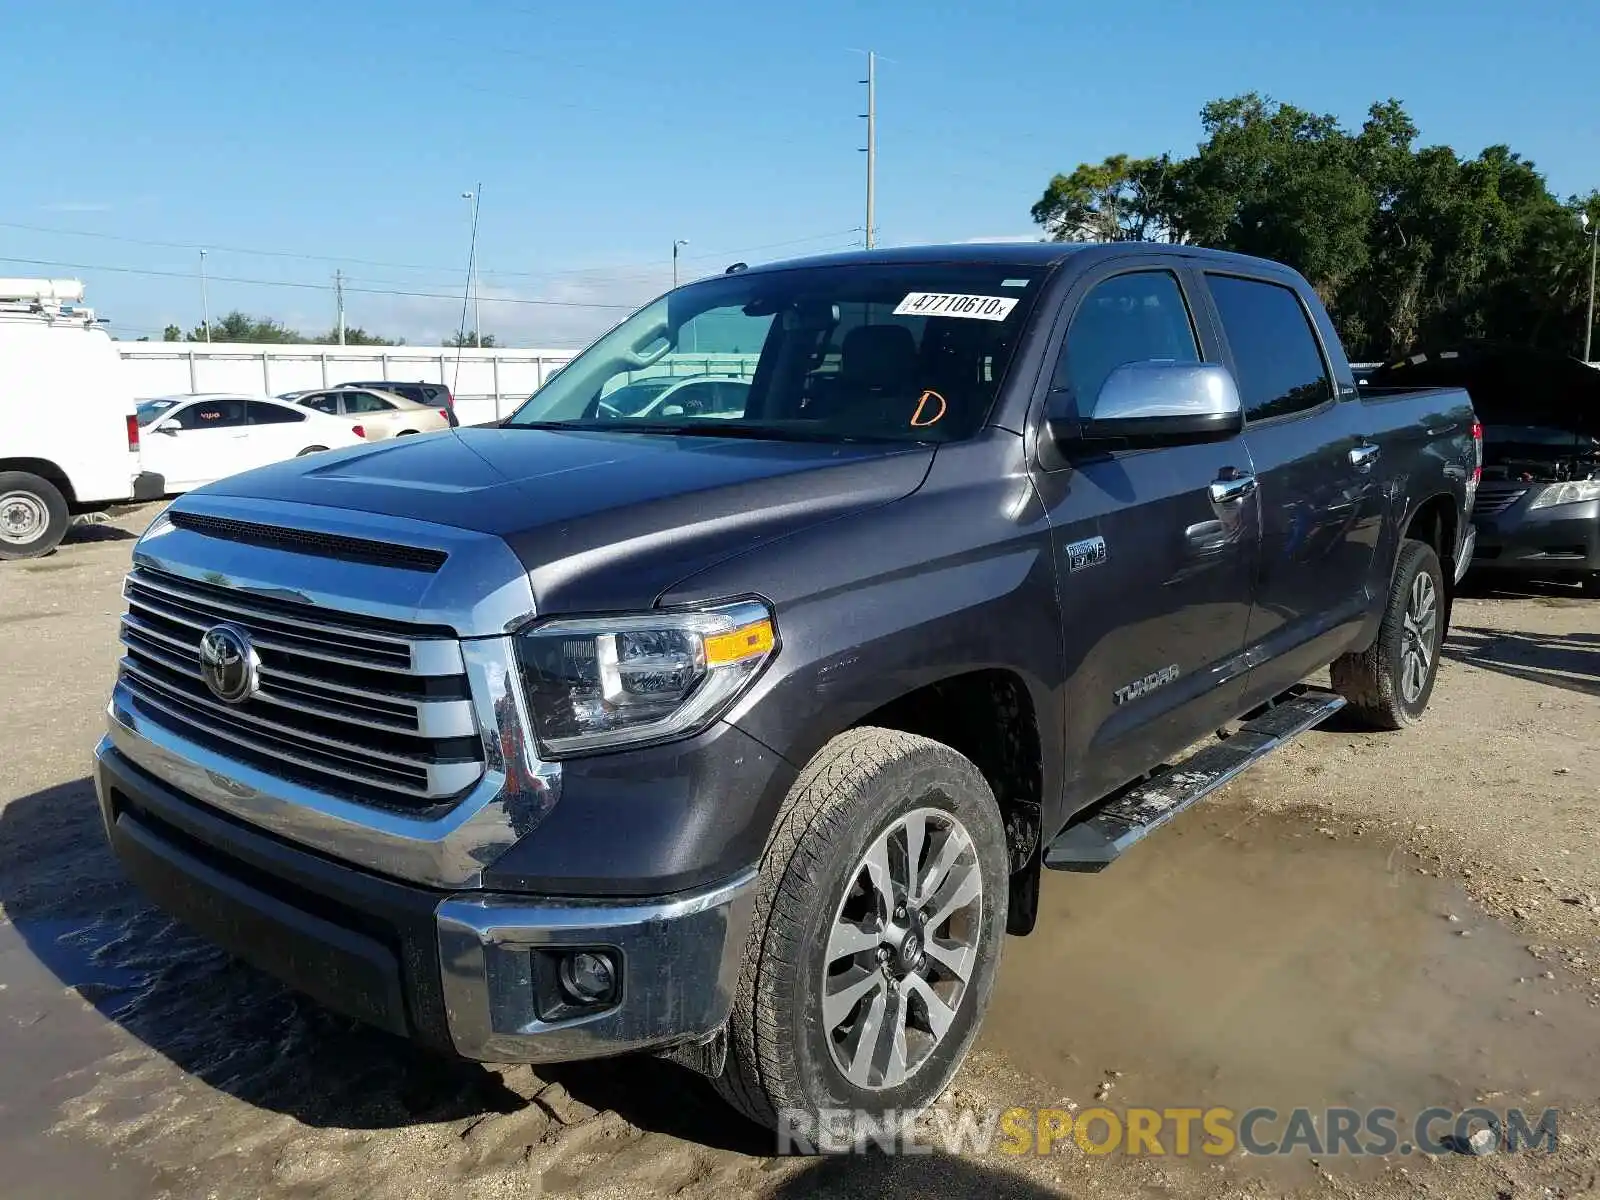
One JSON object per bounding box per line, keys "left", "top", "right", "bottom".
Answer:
{"left": 1331, "top": 538, "right": 1445, "bottom": 729}
{"left": 0, "top": 471, "right": 70, "bottom": 561}
{"left": 715, "top": 727, "right": 1009, "bottom": 1131}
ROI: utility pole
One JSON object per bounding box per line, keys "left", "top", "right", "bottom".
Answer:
{"left": 462, "top": 186, "right": 482, "bottom": 347}
{"left": 672, "top": 238, "right": 689, "bottom": 288}
{"left": 198, "top": 249, "right": 211, "bottom": 342}
{"left": 334, "top": 269, "right": 346, "bottom": 346}
{"left": 1583, "top": 212, "right": 1597, "bottom": 364}
{"left": 860, "top": 51, "right": 877, "bottom": 249}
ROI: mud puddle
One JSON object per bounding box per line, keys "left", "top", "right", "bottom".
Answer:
{"left": 978, "top": 800, "right": 1600, "bottom": 1177}
{"left": 0, "top": 920, "right": 161, "bottom": 1199}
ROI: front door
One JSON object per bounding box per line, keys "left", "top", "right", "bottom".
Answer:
{"left": 1200, "top": 272, "right": 1376, "bottom": 704}
{"left": 1032, "top": 263, "right": 1261, "bottom": 811}
{"left": 149, "top": 397, "right": 251, "bottom": 490}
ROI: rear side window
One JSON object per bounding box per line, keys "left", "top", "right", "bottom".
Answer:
{"left": 248, "top": 401, "right": 304, "bottom": 425}
{"left": 302, "top": 393, "right": 342, "bottom": 415}
{"left": 343, "top": 392, "right": 395, "bottom": 414}
{"left": 1207, "top": 275, "right": 1332, "bottom": 422}
{"left": 1054, "top": 271, "right": 1199, "bottom": 402}
{"left": 175, "top": 398, "right": 246, "bottom": 428}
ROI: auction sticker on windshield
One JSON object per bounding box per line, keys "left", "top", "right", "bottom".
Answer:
{"left": 893, "top": 292, "right": 1019, "bottom": 321}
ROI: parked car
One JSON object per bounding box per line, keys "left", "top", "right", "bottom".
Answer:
{"left": 334, "top": 380, "right": 458, "bottom": 426}
{"left": 96, "top": 243, "right": 1477, "bottom": 1129}
{"left": 597, "top": 374, "right": 751, "bottom": 420}
{"left": 1364, "top": 346, "right": 1600, "bottom": 596}
{"left": 292, "top": 387, "right": 452, "bottom": 440}
{"left": 136, "top": 394, "right": 365, "bottom": 493}
{"left": 0, "top": 278, "right": 163, "bottom": 559}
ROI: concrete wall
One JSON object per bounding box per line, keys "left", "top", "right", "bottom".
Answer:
{"left": 116, "top": 343, "right": 577, "bottom": 426}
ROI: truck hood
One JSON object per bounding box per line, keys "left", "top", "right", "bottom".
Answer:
{"left": 202, "top": 427, "right": 934, "bottom": 612}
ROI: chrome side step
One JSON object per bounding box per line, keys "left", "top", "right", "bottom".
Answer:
{"left": 1043, "top": 686, "right": 1346, "bottom": 872}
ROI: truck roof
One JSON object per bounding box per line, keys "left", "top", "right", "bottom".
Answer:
{"left": 745, "top": 241, "right": 1302, "bottom": 278}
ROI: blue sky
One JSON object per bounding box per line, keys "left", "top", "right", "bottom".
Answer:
{"left": 2, "top": 0, "right": 1595, "bottom": 347}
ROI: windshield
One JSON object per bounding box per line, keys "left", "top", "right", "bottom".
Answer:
{"left": 136, "top": 398, "right": 182, "bottom": 425}
{"left": 507, "top": 263, "right": 1048, "bottom": 442}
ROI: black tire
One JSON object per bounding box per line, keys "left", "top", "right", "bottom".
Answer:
{"left": 1582, "top": 574, "right": 1600, "bottom": 598}
{"left": 1331, "top": 538, "right": 1445, "bottom": 730}
{"left": 0, "top": 471, "right": 70, "bottom": 561}
{"left": 296, "top": 445, "right": 329, "bottom": 456}
{"left": 396, "top": 429, "right": 418, "bottom": 437}
{"left": 715, "top": 727, "right": 1009, "bottom": 1131}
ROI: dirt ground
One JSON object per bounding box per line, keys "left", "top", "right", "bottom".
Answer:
{"left": 2, "top": 504, "right": 1598, "bottom": 1200}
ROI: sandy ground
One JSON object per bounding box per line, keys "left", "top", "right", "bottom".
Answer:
{"left": 1, "top": 504, "right": 1598, "bottom": 1199}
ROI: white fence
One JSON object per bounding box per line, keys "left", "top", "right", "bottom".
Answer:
{"left": 116, "top": 343, "right": 577, "bottom": 426}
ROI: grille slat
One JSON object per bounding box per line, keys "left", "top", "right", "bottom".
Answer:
{"left": 165, "top": 510, "right": 448, "bottom": 572}
{"left": 1474, "top": 483, "right": 1529, "bottom": 517}
{"left": 117, "top": 565, "right": 484, "bottom": 811}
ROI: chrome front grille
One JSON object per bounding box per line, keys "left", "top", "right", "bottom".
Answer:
{"left": 1474, "top": 483, "right": 1529, "bottom": 517}
{"left": 117, "top": 566, "right": 484, "bottom": 812}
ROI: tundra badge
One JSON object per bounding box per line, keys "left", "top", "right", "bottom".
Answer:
{"left": 1114, "top": 664, "right": 1180, "bottom": 705}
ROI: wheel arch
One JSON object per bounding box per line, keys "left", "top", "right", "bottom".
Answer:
{"left": 0, "top": 457, "right": 76, "bottom": 506}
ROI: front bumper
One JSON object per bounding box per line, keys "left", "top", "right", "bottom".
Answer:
{"left": 94, "top": 737, "right": 756, "bottom": 1063}
{"left": 1472, "top": 504, "right": 1600, "bottom": 576}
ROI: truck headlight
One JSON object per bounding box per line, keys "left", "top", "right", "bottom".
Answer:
{"left": 516, "top": 600, "right": 776, "bottom": 756}
{"left": 1528, "top": 479, "right": 1600, "bottom": 510}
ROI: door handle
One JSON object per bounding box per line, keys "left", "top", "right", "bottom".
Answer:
{"left": 1208, "top": 472, "right": 1258, "bottom": 504}
{"left": 1349, "top": 443, "right": 1381, "bottom": 469}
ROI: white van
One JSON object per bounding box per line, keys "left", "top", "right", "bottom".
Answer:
{"left": 0, "top": 279, "right": 161, "bottom": 559}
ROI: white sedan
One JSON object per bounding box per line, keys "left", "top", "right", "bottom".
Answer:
{"left": 135, "top": 394, "right": 365, "bottom": 493}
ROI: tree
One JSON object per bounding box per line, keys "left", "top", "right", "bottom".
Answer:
{"left": 162, "top": 324, "right": 182, "bottom": 342}
{"left": 1032, "top": 154, "right": 1176, "bottom": 242}
{"left": 1033, "top": 94, "right": 1600, "bottom": 360}
{"left": 183, "top": 312, "right": 303, "bottom": 343}
{"left": 445, "top": 331, "right": 497, "bottom": 347}
{"left": 308, "top": 326, "right": 399, "bottom": 346}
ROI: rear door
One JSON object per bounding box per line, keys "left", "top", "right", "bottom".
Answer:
{"left": 245, "top": 401, "right": 314, "bottom": 467}
{"left": 1033, "top": 260, "right": 1261, "bottom": 807}
{"left": 1200, "top": 272, "right": 1376, "bottom": 703}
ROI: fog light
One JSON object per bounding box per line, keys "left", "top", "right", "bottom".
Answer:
{"left": 558, "top": 950, "right": 617, "bottom": 1004}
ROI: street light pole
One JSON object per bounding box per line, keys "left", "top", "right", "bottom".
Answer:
{"left": 462, "top": 186, "right": 482, "bottom": 347}
{"left": 1583, "top": 212, "right": 1597, "bottom": 364}
{"left": 861, "top": 50, "right": 877, "bottom": 249}
{"left": 672, "top": 238, "right": 689, "bottom": 288}
{"left": 198, "top": 249, "right": 211, "bottom": 343}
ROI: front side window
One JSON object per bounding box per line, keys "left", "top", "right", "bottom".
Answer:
{"left": 509, "top": 264, "right": 1048, "bottom": 443}
{"left": 302, "top": 393, "right": 341, "bottom": 415}
{"left": 175, "top": 398, "right": 246, "bottom": 429}
{"left": 1054, "top": 270, "right": 1200, "bottom": 403}
{"left": 1207, "top": 275, "right": 1332, "bottom": 422}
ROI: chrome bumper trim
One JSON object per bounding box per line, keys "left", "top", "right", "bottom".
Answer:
{"left": 102, "top": 635, "right": 560, "bottom": 890}
{"left": 436, "top": 870, "right": 757, "bottom": 1062}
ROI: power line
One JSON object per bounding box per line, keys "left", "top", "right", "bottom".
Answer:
{"left": 0, "top": 219, "right": 865, "bottom": 284}
{"left": 0, "top": 255, "right": 636, "bottom": 309}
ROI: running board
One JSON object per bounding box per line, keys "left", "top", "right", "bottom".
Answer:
{"left": 1043, "top": 687, "right": 1346, "bottom": 872}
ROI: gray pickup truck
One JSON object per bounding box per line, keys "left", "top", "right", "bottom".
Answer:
{"left": 95, "top": 243, "right": 1477, "bottom": 1127}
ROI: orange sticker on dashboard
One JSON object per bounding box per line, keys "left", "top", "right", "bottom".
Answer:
{"left": 911, "top": 390, "right": 947, "bottom": 427}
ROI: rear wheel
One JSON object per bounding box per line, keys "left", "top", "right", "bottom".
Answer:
{"left": 1582, "top": 573, "right": 1600, "bottom": 598}
{"left": 715, "top": 727, "right": 1008, "bottom": 1131}
{"left": 0, "top": 472, "right": 70, "bottom": 561}
{"left": 1332, "top": 538, "right": 1445, "bottom": 729}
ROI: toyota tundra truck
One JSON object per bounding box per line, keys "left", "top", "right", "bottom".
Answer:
{"left": 94, "top": 243, "right": 1478, "bottom": 1127}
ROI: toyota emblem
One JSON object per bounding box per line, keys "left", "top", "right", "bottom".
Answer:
{"left": 198, "top": 624, "right": 260, "bottom": 704}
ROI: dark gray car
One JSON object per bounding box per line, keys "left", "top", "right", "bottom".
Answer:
{"left": 94, "top": 243, "right": 1476, "bottom": 1128}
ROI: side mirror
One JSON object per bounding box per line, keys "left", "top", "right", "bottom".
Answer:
{"left": 156, "top": 419, "right": 181, "bottom": 434}
{"left": 1069, "top": 361, "right": 1243, "bottom": 445}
